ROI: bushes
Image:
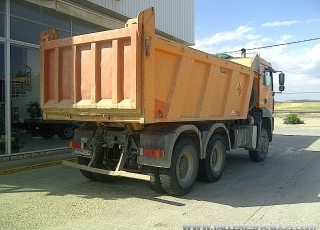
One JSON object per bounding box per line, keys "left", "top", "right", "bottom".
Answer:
{"left": 283, "top": 113, "right": 304, "bottom": 124}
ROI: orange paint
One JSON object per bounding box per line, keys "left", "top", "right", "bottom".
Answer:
{"left": 40, "top": 8, "right": 273, "bottom": 125}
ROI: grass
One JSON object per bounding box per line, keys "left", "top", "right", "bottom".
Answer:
{"left": 274, "top": 101, "right": 320, "bottom": 111}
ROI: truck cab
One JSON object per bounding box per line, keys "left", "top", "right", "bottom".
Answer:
{"left": 257, "top": 57, "right": 285, "bottom": 113}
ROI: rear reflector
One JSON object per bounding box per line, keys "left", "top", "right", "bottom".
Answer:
{"left": 142, "top": 148, "right": 165, "bottom": 158}
{"left": 68, "top": 141, "right": 82, "bottom": 148}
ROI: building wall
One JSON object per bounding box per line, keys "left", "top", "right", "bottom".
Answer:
{"left": 88, "top": 0, "right": 195, "bottom": 45}
{"left": 0, "top": 0, "right": 195, "bottom": 154}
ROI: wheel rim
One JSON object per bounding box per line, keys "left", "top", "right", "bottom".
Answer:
{"left": 63, "top": 127, "right": 73, "bottom": 138}
{"left": 176, "top": 149, "right": 194, "bottom": 185}
{"left": 260, "top": 136, "right": 269, "bottom": 153}
{"left": 211, "top": 142, "right": 223, "bottom": 171}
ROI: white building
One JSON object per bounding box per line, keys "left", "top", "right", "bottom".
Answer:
{"left": 0, "top": 0, "right": 194, "bottom": 154}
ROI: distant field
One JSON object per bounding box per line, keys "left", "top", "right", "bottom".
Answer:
{"left": 274, "top": 101, "right": 320, "bottom": 111}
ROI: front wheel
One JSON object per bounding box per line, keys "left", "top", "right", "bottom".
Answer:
{"left": 249, "top": 128, "right": 269, "bottom": 162}
{"left": 159, "top": 139, "right": 199, "bottom": 196}
{"left": 198, "top": 134, "right": 226, "bottom": 182}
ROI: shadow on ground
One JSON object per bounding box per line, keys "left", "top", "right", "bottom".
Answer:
{"left": 1, "top": 134, "right": 320, "bottom": 208}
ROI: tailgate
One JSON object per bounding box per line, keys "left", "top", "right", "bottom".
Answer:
{"left": 40, "top": 19, "right": 142, "bottom": 122}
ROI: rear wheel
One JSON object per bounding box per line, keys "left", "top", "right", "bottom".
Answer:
{"left": 159, "top": 139, "right": 199, "bottom": 196}
{"left": 92, "top": 171, "right": 120, "bottom": 183}
{"left": 142, "top": 166, "right": 165, "bottom": 193}
{"left": 39, "top": 127, "right": 55, "bottom": 138}
{"left": 78, "top": 156, "right": 96, "bottom": 181}
{"left": 92, "top": 147, "right": 121, "bottom": 183}
{"left": 198, "top": 134, "right": 226, "bottom": 182}
{"left": 58, "top": 126, "right": 74, "bottom": 140}
{"left": 249, "top": 128, "right": 269, "bottom": 162}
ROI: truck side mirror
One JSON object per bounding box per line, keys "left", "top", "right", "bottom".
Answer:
{"left": 279, "top": 85, "right": 285, "bottom": 92}
{"left": 279, "top": 72, "right": 285, "bottom": 86}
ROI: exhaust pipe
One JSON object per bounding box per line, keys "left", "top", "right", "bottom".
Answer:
{"left": 241, "top": 48, "right": 246, "bottom": 58}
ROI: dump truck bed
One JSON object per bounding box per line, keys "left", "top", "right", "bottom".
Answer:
{"left": 40, "top": 8, "right": 256, "bottom": 124}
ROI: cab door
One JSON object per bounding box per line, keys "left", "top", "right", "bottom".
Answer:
{"left": 259, "top": 69, "right": 274, "bottom": 112}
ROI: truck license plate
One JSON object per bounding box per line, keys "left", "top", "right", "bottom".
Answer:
{"left": 73, "top": 148, "right": 92, "bottom": 157}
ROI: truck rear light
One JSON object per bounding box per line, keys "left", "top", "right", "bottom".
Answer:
{"left": 141, "top": 148, "right": 165, "bottom": 158}
{"left": 68, "top": 141, "right": 83, "bottom": 148}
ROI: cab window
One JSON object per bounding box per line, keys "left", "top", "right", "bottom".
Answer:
{"left": 263, "top": 70, "right": 273, "bottom": 91}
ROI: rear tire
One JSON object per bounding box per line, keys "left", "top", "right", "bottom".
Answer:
{"left": 78, "top": 156, "right": 96, "bottom": 181}
{"left": 40, "top": 127, "right": 55, "bottom": 138}
{"left": 93, "top": 172, "right": 120, "bottom": 183}
{"left": 58, "top": 126, "right": 74, "bottom": 140}
{"left": 198, "top": 134, "right": 226, "bottom": 182}
{"left": 159, "top": 139, "right": 199, "bottom": 196}
{"left": 142, "top": 166, "right": 165, "bottom": 193}
{"left": 92, "top": 148, "right": 121, "bottom": 183}
{"left": 249, "top": 128, "right": 269, "bottom": 162}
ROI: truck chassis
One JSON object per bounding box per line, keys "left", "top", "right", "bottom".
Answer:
{"left": 65, "top": 108, "right": 271, "bottom": 196}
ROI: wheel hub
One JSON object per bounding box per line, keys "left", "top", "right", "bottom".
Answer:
{"left": 211, "top": 145, "right": 222, "bottom": 171}
{"left": 179, "top": 156, "right": 188, "bottom": 179}
{"left": 261, "top": 137, "right": 269, "bottom": 152}
{"left": 211, "top": 150, "right": 217, "bottom": 166}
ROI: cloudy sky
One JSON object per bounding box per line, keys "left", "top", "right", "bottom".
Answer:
{"left": 193, "top": 0, "right": 320, "bottom": 101}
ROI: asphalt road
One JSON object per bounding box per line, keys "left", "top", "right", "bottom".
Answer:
{"left": 0, "top": 126, "right": 319, "bottom": 230}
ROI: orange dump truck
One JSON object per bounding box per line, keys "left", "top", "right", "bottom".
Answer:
{"left": 40, "top": 8, "right": 285, "bottom": 195}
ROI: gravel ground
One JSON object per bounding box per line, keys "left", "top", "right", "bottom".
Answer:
{"left": 1, "top": 125, "right": 320, "bottom": 229}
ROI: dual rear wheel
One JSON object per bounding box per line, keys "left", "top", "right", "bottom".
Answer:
{"left": 149, "top": 135, "right": 226, "bottom": 196}
{"left": 198, "top": 135, "right": 226, "bottom": 182}
{"left": 159, "top": 139, "right": 199, "bottom": 196}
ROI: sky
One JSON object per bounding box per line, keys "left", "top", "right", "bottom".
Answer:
{"left": 193, "top": 0, "right": 320, "bottom": 101}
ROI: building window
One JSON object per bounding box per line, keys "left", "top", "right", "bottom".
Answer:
{"left": 0, "top": 42, "right": 5, "bottom": 142}
{"left": 0, "top": 43, "right": 3, "bottom": 77}
{"left": 10, "top": 0, "right": 71, "bottom": 44}
{"left": 10, "top": 45, "right": 44, "bottom": 152}
{"left": 3, "top": 0, "right": 109, "bottom": 154}
{"left": 10, "top": 17, "right": 50, "bottom": 45}
{"left": 72, "top": 17, "right": 107, "bottom": 36}
{"left": 0, "top": 0, "right": 5, "bottom": 38}
{"left": 0, "top": 43, "right": 4, "bottom": 104}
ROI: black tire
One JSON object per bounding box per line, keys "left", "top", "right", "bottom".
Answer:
{"left": 198, "top": 134, "right": 226, "bottom": 182}
{"left": 248, "top": 86, "right": 258, "bottom": 111}
{"left": 92, "top": 149, "right": 121, "bottom": 183}
{"left": 78, "top": 156, "right": 97, "bottom": 181}
{"left": 142, "top": 166, "right": 165, "bottom": 193}
{"left": 39, "top": 127, "right": 55, "bottom": 138}
{"left": 249, "top": 128, "right": 269, "bottom": 162}
{"left": 92, "top": 172, "right": 120, "bottom": 183}
{"left": 58, "top": 126, "right": 74, "bottom": 140}
{"left": 159, "top": 139, "right": 199, "bottom": 196}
